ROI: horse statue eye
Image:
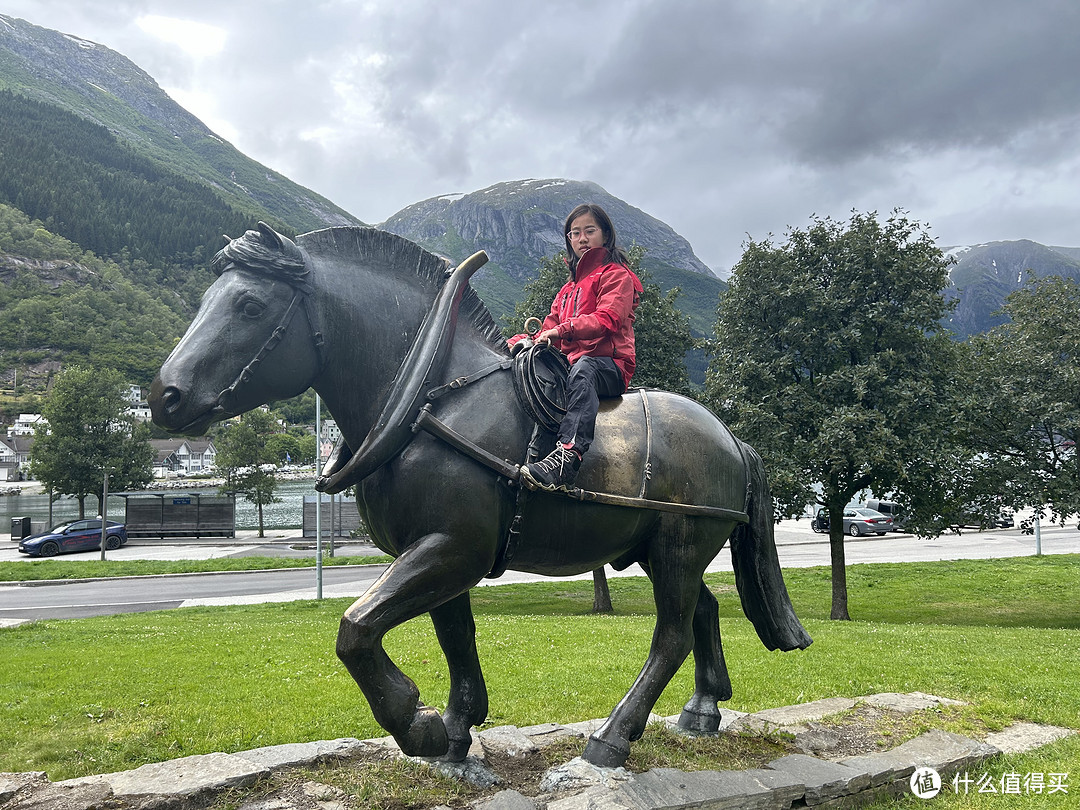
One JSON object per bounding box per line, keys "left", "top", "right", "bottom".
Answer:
{"left": 241, "top": 300, "right": 265, "bottom": 318}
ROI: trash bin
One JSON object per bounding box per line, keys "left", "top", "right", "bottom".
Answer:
{"left": 10, "top": 516, "right": 31, "bottom": 541}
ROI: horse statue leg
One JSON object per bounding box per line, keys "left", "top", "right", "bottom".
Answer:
{"left": 335, "top": 531, "right": 489, "bottom": 758}
{"left": 678, "top": 579, "right": 733, "bottom": 732}
{"left": 429, "top": 591, "right": 489, "bottom": 760}
{"left": 584, "top": 514, "right": 728, "bottom": 768}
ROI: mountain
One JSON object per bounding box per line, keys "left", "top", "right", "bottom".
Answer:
{"left": 380, "top": 179, "right": 726, "bottom": 332}
{"left": 0, "top": 13, "right": 362, "bottom": 234}
{"left": 943, "top": 240, "right": 1080, "bottom": 337}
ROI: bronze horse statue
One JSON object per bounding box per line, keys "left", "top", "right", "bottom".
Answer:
{"left": 149, "top": 222, "right": 811, "bottom": 768}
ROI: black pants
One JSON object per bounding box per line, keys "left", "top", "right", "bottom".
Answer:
{"left": 558, "top": 355, "right": 626, "bottom": 453}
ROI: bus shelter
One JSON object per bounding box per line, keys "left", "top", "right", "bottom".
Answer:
{"left": 114, "top": 491, "right": 236, "bottom": 539}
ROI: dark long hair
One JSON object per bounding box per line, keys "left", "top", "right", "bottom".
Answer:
{"left": 563, "top": 203, "right": 629, "bottom": 276}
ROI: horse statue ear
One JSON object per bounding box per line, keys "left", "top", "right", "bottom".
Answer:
{"left": 257, "top": 221, "right": 286, "bottom": 250}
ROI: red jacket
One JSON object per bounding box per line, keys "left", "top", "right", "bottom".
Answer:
{"left": 510, "top": 248, "right": 643, "bottom": 387}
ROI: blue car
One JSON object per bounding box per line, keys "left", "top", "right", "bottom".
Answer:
{"left": 18, "top": 519, "right": 128, "bottom": 557}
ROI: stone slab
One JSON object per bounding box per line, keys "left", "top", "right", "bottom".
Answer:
{"left": 58, "top": 751, "right": 269, "bottom": 798}
{"left": 0, "top": 772, "right": 47, "bottom": 803}
{"left": 546, "top": 786, "right": 633, "bottom": 810}
{"left": 539, "top": 757, "right": 632, "bottom": 794}
{"left": 473, "top": 788, "right": 538, "bottom": 810}
{"left": 858, "top": 692, "right": 966, "bottom": 713}
{"left": 837, "top": 749, "right": 918, "bottom": 788}
{"left": 6, "top": 780, "right": 113, "bottom": 810}
{"left": 478, "top": 725, "right": 538, "bottom": 758}
{"left": 736, "top": 697, "right": 857, "bottom": 733}
{"left": 613, "top": 767, "right": 805, "bottom": 810}
{"left": 520, "top": 722, "right": 578, "bottom": 747}
{"left": 234, "top": 737, "right": 366, "bottom": 769}
{"left": 563, "top": 718, "right": 606, "bottom": 737}
{"left": 984, "top": 722, "right": 1075, "bottom": 754}
{"left": 766, "top": 754, "right": 872, "bottom": 805}
{"left": 884, "top": 729, "right": 999, "bottom": 775}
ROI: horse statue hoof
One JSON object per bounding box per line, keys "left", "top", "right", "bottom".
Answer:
{"left": 443, "top": 735, "right": 473, "bottom": 762}
{"left": 394, "top": 705, "right": 449, "bottom": 758}
{"left": 678, "top": 694, "right": 723, "bottom": 733}
{"left": 678, "top": 706, "right": 722, "bottom": 734}
{"left": 583, "top": 734, "right": 630, "bottom": 769}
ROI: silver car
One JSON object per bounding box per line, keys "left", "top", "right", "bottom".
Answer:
{"left": 843, "top": 508, "right": 893, "bottom": 536}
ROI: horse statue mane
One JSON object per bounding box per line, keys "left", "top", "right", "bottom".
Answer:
{"left": 301, "top": 225, "right": 507, "bottom": 351}
{"left": 211, "top": 222, "right": 507, "bottom": 352}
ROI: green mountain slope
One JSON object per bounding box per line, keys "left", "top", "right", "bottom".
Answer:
{"left": 0, "top": 13, "right": 362, "bottom": 234}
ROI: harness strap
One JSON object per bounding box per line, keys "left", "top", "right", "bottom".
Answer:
{"left": 217, "top": 290, "right": 305, "bottom": 410}
{"left": 426, "top": 358, "right": 513, "bottom": 401}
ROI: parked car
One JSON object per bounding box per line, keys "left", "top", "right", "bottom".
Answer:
{"left": 18, "top": 520, "right": 128, "bottom": 557}
{"left": 811, "top": 507, "right": 893, "bottom": 536}
{"left": 865, "top": 499, "right": 908, "bottom": 531}
{"left": 844, "top": 508, "right": 894, "bottom": 535}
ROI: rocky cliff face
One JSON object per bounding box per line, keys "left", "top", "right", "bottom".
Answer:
{"left": 382, "top": 179, "right": 716, "bottom": 282}
{"left": 944, "top": 240, "right": 1080, "bottom": 337}
{"left": 381, "top": 178, "right": 722, "bottom": 323}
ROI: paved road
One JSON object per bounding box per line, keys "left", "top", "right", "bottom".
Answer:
{"left": 1, "top": 518, "right": 1077, "bottom": 624}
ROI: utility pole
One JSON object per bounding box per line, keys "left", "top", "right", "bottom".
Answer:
{"left": 315, "top": 394, "right": 323, "bottom": 600}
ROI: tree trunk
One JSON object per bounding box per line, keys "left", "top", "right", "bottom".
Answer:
{"left": 77, "top": 496, "right": 86, "bottom": 519}
{"left": 829, "top": 514, "right": 851, "bottom": 620}
{"left": 257, "top": 502, "right": 265, "bottom": 538}
{"left": 592, "top": 567, "right": 613, "bottom": 614}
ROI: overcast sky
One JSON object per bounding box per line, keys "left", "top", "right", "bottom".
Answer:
{"left": 5, "top": 0, "right": 1079, "bottom": 274}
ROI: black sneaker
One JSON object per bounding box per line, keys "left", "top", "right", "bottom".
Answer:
{"left": 521, "top": 445, "right": 581, "bottom": 491}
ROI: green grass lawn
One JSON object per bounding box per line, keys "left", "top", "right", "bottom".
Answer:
{"left": 1, "top": 556, "right": 1078, "bottom": 808}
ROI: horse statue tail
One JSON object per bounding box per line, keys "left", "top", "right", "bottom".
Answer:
{"left": 729, "top": 442, "right": 813, "bottom": 652}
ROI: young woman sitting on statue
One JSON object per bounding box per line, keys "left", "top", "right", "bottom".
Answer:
{"left": 507, "top": 203, "right": 643, "bottom": 491}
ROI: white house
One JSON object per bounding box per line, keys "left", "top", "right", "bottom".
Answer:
{"left": 0, "top": 435, "right": 32, "bottom": 480}
{"left": 150, "top": 438, "right": 217, "bottom": 477}
{"left": 7, "top": 414, "right": 45, "bottom": 438}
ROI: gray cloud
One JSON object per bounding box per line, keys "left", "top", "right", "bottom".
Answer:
{"left": 5, "top": 0, "right": 1080, "bottom": 273}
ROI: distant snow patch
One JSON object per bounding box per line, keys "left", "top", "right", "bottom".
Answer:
{"left": 536, "top": 181, "right": 568, "bottom": 190}
{"left": 87, "top": 82, "right": 108, "bottom": 93}
{"left": 0, "top": 15, "right": 16, "bottom": 31}
{"left": 944, "top": 245, "right": 972, "bottom": 258}
{"left": 63, "top": 33, "right": 96, "bottom": 49}
{"left": 439, "top": 193, "right": 465, "bottom": 202}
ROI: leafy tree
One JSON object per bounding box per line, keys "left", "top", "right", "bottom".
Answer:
{"left": 706, "top": 211, "right": 960, "bottom": 619}
{"left": 961, "top": 275, "right": 1080, "bottom": 526}
{"left": 265, "top": 433, "right": 303, "bottom": 466}
{"left": 30, "top": 365, "right": 153, "bottom": 516}
{"left": 214, "top": 409, "right": 281, "bottom": 537}
{"left": 296, "top": 434, "right": 318, "bottom": 467}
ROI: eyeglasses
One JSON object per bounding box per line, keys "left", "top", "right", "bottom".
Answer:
{"left": 567, "top": 226, "right": 601, "bottom": 240}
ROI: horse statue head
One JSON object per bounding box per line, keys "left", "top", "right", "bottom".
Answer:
{"left": 150, "top": 222, "right": 323, "bottom": 435}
